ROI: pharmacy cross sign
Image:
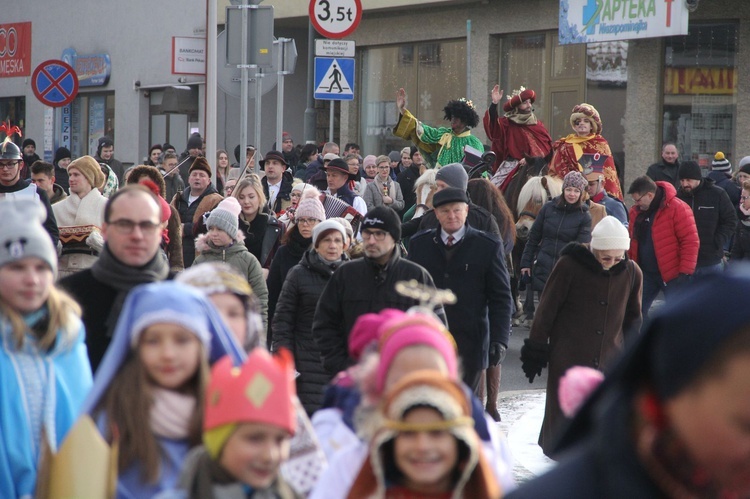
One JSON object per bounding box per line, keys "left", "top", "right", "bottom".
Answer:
{"left": 31, "top": 59, "right": 79, "bottom": 107}
{"left": 309, "top": 0, "right": 362, "bottom": 39}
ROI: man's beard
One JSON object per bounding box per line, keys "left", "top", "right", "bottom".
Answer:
{"left": 517, "top": 107, "right": 532, "bottom": 115}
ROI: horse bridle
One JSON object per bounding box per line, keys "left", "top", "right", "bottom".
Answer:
{"left": 517, "top": 177, "right": 555, "bottom": 221}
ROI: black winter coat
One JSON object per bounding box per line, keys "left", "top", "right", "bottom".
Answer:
{"left": 396, "top": 164, "right": 421, "bottom": 215}
{"left": 408, "top": 226, "right": 513, "bottom": 374}
{"left": 312, "top": 248, "right": 447, "bottom": 374}
{"left": 172, "top": 183, "right": 222, "bottom": 267}
{"left": 520, "top": 198, "right": 592, "bottom": 292}
{"left": 402, "top": 202, "right": 500, "bottom": 239}
{"left": 646, "top": 159, "right": 679, "bottom": 189}
{"left": 238, "top": 213, "right": 283, "bottom": 268}
{"left": 731, "top": 221, "right": 750, "bottom": 261}
{"left": 676, "top": 178, "right": 737, "bottom": 267}
{"left": 706, "top": 170, "right": 741, "bottom": 207}
{"left": 272, "top": 250, "right": 347, "bottom": 415}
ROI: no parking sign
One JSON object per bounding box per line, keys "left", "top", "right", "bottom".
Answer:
{"left": 31, "top": 59, "right": 79, "bottom": 107}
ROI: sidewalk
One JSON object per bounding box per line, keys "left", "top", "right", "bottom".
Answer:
{"left": 497, "top": 389, "right": 555, "bottom": 484}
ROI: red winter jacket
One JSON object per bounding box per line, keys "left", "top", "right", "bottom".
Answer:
{"left": 628, "top": 181, "right": 699, "bottom": 283}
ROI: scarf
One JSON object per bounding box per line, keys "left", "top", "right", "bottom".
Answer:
{"left": 437, "top": 129, "right": 471, "bottom": 153}
{"left": 150, "top": 386, "right": 196, "bottom": 440}
{"left": 288, "top": 228, "right": 312, "bottom": 258}
{"left": 313, "top": 249, "right": 342, "bottom": 268}
{"left": 634, "top": 187, "right": 665, "bottom": 243}
{"left": 505, "top": 110, "right": 538, "bottom": 126}
{"left": 91, "top": 245, "right": 170, "bottom": 336}
{"left": 559, "top": 133, "right": 597, "bottom": 165}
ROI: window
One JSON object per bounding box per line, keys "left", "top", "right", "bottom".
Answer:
{"left": 360, "top": 40, "right": 466, "bottom": 158}
{"left": 663, "top": 23, "right": 738, "bottom": 167}
{"left": 70, "top": 92, "right": 115, "bottom": 158}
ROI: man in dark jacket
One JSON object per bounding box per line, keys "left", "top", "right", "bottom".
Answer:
{"left": 94, "top": 136, "right": 125, "bottom": 184}
{"left": 402, "top": 162, "right": 500, "bottom": 238}
{"left": 260, "top": 150, "right": 293, "bottom": 216}
{"left": 396, "top": 146, "right": 423, "bottom": 216}
{"left": 676, "top": 160, "right": 737, "bottom": 274}
{"left": 171, "top": 157, "right": 223, "bottom": 266}
{"left": 21, "top": 138, "right": 40, "bottom": 179}
{"left": 312, "top": 206, "right": 446, "bottom": 375}
{"left": 646, "top": 142, "right": 680, "bottom": 189}
{"left": 706, "top": 151, "right": 741, "bottom": 207}
{"left": 177, "top": 133, "right": 204, "bottom": 184}
{"left": 409, "top": 188, "right": 512, "bottom": 392}
{"left": 303, "top": 141, "right": 339, "bottom": 183}
{"left": 59, "top": 185, "right": 170, "bottom": 371}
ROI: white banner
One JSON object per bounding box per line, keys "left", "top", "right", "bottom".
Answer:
{"left": 172, "top": 37, "right": 206, "bottom": 75}
{"left": 559, "top": 0, "right": 689, "bottom": 45}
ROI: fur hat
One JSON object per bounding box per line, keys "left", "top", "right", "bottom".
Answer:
{"left": 189, "top": 156, "right": 212, "bottom": 178}
{"left": 712, "top": 151, "right": 731, "bottom": 172}
{"left": 503, "top": 87, "right": 536, "bottom": 113}
{"left": 678, "top": 160, "right": 702, "bottom": 181}
{"left": 569, "top": 103, "right": 602, "bottom": 134}
{"left": 362, "top": 206, "right": 401, "bottom": 242}
{"left": 432, "top": 187, "right": 469, "bottom": 208}
{"left": 68, "top": 155, "right": 106, "bottom": 189}
{"left": 296, "top": 197, "right": 326, "bottom": 222}
{"left": 206, "top": 197, "right": 242, "bottom": 241}
{"left": 0, "top": 198, "right": 57, "bottom": 277}
{"left": 590, "top": 216, "right": 630, "bottom": 251}
{"left": 203, "top": 349, "right": 297, "bottom": 458}
{"left": 313, "top": 219, "right": 347, "bottom": 248}
{"left": 563, "top": 170, "right": 588, "bottom": 193}
{"left": 435, "top": 163, "right": 469, "bottom": 191}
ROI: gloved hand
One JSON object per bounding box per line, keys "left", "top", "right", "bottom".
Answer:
{"left": 520, "top": 338, "right": 549, "bottom": 383}
{"left": 488, "top": 342, "right": 507, "bottom": 366}
{"left": 519, "top": 272, "right": 532, "bottom": 291}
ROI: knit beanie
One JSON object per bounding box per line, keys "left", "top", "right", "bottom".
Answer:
{"left": 187, "top": 133, "right": 203, "bottom": 150}
{"left": 347, "top": 309, "right": 404, "bottom": 361}
{"left": 295, "top": 197, "right": 325, "bottom": 221}
{"left": 22, "top": 138, "right": 36, "bottom": 150}
{"left": 678, "top": 160, "right": 702, "bottom": 181}
{"left": 0, "top": 198, "right": 57, "bottom": 277}
{"left": 739, "top": 156, "right": 750, "bottom": 175}
{"left": 313, "top": 219, "right": 347, "bottom": 248}
{"left": 563, "top": 170, "right": 588, "bottom": 193}
{"left": 409, "top": 146, "right": 419, "bottom": 160}
{"left": 189, "top": 156, "right": 212, "bottom": 178}
{"left": 388, "top": 151, "right": 401, "bottom": 163}
{"left": 362, "top": 206, "right": 401, "bottom": 242}
{"left": 53, "top": 147, "right": 72, "bottom": 166}
{"left": 68, "top": 155, "right": 106, "bottom": 189}
{"left": 590, "top": 216, "right": 630, "bottom": 251}
{"left": 96, "top": 136, "right": 113, "bottom": 156}
{"left": 203, "top": 349, "right": 297, "bottom": 458}
{"left": 363, "top": 155, "right": 377, "bottom": 168}
{"left": 330, "top": 217, "right": 354, "bottom": 241}
{"left": 207, "top": 197, "right": 242, "bottom": 241}
{"left": 711, "top": 152, "right": 731, "bottom": 172}
{"left": 291, "top": 182, "right": 306, "bottom": 194}
{"left": 435, "top": 163, "right": 469, "bottom": 191}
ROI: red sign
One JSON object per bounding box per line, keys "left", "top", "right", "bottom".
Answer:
{"left": 31, "top": 60, "right": 79, "bottom": 107}
{"left": 0, "top": 22, "right": 31, "bottom": 78}
{"left": 309, "top": 0, "right": 362, "bottom": 39}
{"left": 664, "top": 67, "right": 737, "bottom": 95}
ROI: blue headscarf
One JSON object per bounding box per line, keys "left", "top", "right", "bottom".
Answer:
{"left": 80, "top": 281, "right": 245, "bottom": 415}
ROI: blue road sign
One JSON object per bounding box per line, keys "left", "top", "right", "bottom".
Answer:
{"left": 31, "top": 60, "right": 79, "bottom": 107}
{"left": 314, "top": 57, "right": 354, "bottom": 101}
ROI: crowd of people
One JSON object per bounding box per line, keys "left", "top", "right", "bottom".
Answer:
{"left": 2, "top": 79, "right": 750, "bottom": 498}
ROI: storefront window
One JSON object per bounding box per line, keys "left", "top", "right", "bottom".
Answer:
{"left": 360, "top": 40, "right": 466, "bottom": 158}
{"left": 69, "top": 92, "right": 115, "bottom": 159}
{"left": 0, "top": 96, "right": 25, "bottom": 146}
{"left": 663, "top": 23, "right": 738, "bottom": 168}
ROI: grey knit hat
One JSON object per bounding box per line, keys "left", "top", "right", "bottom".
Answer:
{"left": 295, "top": 197, "right": 325, "bottom": 221}
{"left": 0, "top": 198, "right": 57, "bottom": 276}
{"left": 435, "top": 163, "right": 469, "bottom": 191}
{"left": 206, "top": 197, "right": 242, "bottom": 241}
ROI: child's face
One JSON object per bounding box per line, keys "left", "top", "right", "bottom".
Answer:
{"left": 208, "top": 226, "right": 234, "bottom": 247}
{"left": 219, "top": 422, "right": 291, "bottom": 489}
{"left": 209, "top": 292, "right": 247, "bottom": 346}
{"left": 139, "top": 323, "right": 202, "bottom": 390}
{"left": 394, "top": 407, "right": 459, "bottom": 494}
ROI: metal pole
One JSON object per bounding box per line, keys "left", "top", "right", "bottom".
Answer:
{"left": 304, "top": 22, "right": 317, "bottom": 144}
{"left": 254, "top": 70, "right": 262, "bottom": 175}
{"left": 329, "top": 100, "right": 334, "bottom": 143}
{"left": 276, "top": 39, "right": 285, "bottom": 152}
{"left": 206, "top": 0, "right": 218, "bottom": 186}
{"left": 240, "top": 3, "right": 248, "bottom": 178}
{"left": 466, "top": 19, "right": 471, "bottom": 100}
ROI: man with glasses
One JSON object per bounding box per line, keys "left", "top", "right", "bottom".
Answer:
{"left": 627, "top": 175, "right": 699, "bottom": 317}
{"left": 59, "top": 184, "right": 171, "bottom": 371}
{"left": 0, "top": 139, "right": 58, "bottom": 246}
{"left": 313, "top": 206, "right": 446, "bottom": 374}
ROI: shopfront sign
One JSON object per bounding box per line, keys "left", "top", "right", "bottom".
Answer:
{"left": 665, "top": 67, "right": 737, "bottom": 95}
{"left": 172, "top": 37, "right": 206, "bottom": 75}
{"left": 559, "top": 0, "right": 689, "bottom": 45}
{"left": 61, "top": 48, "right": 111, "bottom": 87}
{"left": 0, "top": 22, "right": 31, "bottom": 77}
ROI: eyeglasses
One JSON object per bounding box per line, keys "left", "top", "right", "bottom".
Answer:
{"left": 296, "top": 218, "right": 320, "bottom": 226}
{"left": 0, "top": 161, "right": 19, "bottom": 169}
{"left": 742, "top": 195, "right": 750, "bottom": 201}
{"left": 361, "top": 230, "right": 388, "bottom": 241}
{"left": 107, "top": 219, "right": 161, "bottom": 234}
{"left": 377, "top": 165, "right": 390, "bottom": 170}
{"left": 632, "top": 194, "right": 648, "bottom": 203}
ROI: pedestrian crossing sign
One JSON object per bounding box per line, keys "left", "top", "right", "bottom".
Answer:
{"left": 314, "top": 57, "right": 355, "bottom": 101}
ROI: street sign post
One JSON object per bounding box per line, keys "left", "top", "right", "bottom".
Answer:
{"left": 309, "top": 0, "right": 362, "bottom": 39}
{"left": 31, "top": 60, "right": 79, "bottom": 107}
{"left": 314, "top": 57, "right": 354, "bottom": 101}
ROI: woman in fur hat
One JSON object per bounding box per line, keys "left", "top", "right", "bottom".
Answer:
{"left": 549, "top": 103, "right": 623, "bottom": 200}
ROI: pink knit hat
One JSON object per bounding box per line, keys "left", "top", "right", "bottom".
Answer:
{"left": 348, "top": 309, "right": 404, "bottom": 361}
{"left": 375, "top": 313, "right": 458, "bottom": 394}
{"left": 295, "top": 197, "right": 325, "bottom": 221}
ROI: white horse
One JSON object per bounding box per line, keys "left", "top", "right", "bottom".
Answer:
{"left": 413, "top": 169, "right": 438, "bottom": 218}
{"left": 515, "top": 175, "right": 563, "bottom": 240}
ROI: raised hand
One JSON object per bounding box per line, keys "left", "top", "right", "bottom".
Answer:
{"left": 491, "top": 84, "right": 504, "bottom": 105}
{"left": 396, "top": 88, "right": 407, "bottom": 114}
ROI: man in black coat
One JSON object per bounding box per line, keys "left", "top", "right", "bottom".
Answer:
{"left": 646, "top": 142, "right": 680, "bottom": 189}
{"left": 408, "top": 188, "right": 512, "bottom": 392}
{"left": 396, "top": 146, "right": 423, "bottom": 216}
{"left": 59, "top": 185, "right": 171, "bottom": 371}
{"left": 260, "top": 150, "right": 293, "bottom": 216}
{"left": 676, "top": 160, "right": 737, "bottom": 274}
{"left": 312, "top": 206, "right": 446, "bottom": 375}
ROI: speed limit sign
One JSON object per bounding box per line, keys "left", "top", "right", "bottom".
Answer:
{"left": 309, "top": 0, "right": 362, "bottom": 39}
